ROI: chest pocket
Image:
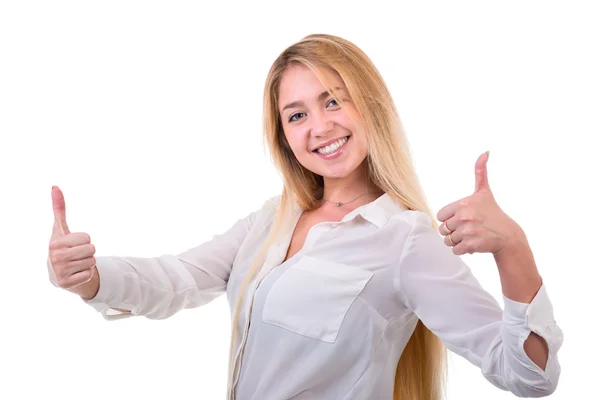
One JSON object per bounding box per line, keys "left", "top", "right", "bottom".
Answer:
{"left": 261, "top": 255, "right": 374, "bottom": 343}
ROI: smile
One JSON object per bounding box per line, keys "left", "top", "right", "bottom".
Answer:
{"left": 313, "top": 136, "right": 350, "bottom": 159}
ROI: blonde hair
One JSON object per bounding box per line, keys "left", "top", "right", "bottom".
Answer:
{"left": 228, "top": 33, "right": 448, "bottom": 400}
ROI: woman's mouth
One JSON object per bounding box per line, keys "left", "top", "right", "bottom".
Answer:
{"left": 313, "top": 136, "right": 350, "bottom": 160}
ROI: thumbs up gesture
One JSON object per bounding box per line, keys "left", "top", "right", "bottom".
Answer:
{"left": 435, "top": 151, "right": 527, "bottom": 256}
{"left": 47, "top": 186, "right": 97, "bottom": 292}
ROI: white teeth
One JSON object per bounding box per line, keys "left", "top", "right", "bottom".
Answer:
{"left": 317, "top": 137, "right": 348, "bottom": 155}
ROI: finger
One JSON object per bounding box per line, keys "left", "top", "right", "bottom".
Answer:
{"left": 49, "top": 232, "right": 92, "bottom": 250}
{"left": 438, "top": 215, "right": 457, "bottom": 236}
{"left": 436, "top": 201, "right": 460, "bottom": 223}
{"left": 52, "top": 186, "right": 70, "bottom": 236}
{"left": 56, "top": 258, "right": 95, "bottom": 285}
{"left": 62, "top": 243, "right": 96, "bottom": 262}
{"left": 444, "top": 230, "right": 463, "bottom": 247}
{"left": 62, "top": 267, "right": 95, "bottom": 290}
{"left": 474, "top": 151, "right": 491, "bottom": 193}
{"left": 64, "top": 257, "right": 96, "bottom": 275}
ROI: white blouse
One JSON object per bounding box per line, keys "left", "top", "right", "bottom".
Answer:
{"left": 81, "top": 193, "right": 564, "bottom": 399}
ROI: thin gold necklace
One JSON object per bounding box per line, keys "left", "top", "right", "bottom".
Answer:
{"left": 321, "top": 192, "right": 381, "bottom": 207}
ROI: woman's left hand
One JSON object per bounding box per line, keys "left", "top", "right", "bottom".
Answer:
{"left": 436, "top": 151, "right": 526, "bottom": 256}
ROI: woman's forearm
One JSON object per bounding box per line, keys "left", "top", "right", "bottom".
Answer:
{"left": 494, "top": 238, "right": 548, "bottom": 370}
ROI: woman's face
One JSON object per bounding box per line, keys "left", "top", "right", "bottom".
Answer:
{"left": 277, "top": 64, "right": 368, "bottom": 180}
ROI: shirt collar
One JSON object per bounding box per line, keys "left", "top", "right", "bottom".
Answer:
{"left": 291, "top": 192, "right": 407, "bottom": 228}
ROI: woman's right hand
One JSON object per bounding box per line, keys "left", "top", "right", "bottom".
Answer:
{"left": 47, "top": 186, "right": 98, "bottom": 294}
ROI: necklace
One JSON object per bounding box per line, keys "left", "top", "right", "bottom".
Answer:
{"left": 321, "top": 192, "right": 381, "bottom": 207}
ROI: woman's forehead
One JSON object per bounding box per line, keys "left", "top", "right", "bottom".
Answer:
{"left": 278, "top": 65, "right": 345, "bottom": 105}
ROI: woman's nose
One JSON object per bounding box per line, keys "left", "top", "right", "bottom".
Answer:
{"left": 311, "top": 113, "right": 334, "bottom": 137}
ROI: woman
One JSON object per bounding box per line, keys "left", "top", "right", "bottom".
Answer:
{"left": 47, "top": 34, "right": 563, "bottom": 399}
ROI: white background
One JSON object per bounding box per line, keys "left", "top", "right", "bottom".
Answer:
{"left": 1, "top": 1, "right": 597, "bottom": 399}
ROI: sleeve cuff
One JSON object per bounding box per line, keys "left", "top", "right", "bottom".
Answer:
{"left": 80, "top": 256, "right": 132, "bottom": 320}
{"left": 502, "top": 282, "right": 564, "bottom": 377}
{"left": 502, "top": 282, "right": 557, "bottom": 339}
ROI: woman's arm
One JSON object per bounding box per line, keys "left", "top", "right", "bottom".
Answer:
{"left": 395, "top": 212, "right": 564, "bottom": 397}
{"left": 77, "top": 201, "right": 270, "bottom": 321}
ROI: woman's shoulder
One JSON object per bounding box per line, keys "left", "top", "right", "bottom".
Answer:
{"left": 247, "top": 194, "right": 282, "bottom": 222}
{"left": 263, "top": 194, "right": 282, "bottom": 211}
{"left": 388, "top": 208, "right": 436, "bottom": 232}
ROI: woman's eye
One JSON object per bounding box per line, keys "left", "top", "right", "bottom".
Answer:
{"left": 288, "top": 99, "right": 340, "bottom": 123}
{"left": 289, "top": 112, "right": 306, "bottom": 122}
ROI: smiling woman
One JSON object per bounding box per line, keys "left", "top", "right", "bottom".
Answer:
{"left": 49, "top": 33, "right": 563, "bottom": 400}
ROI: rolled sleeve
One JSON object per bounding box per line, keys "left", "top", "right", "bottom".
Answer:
{"left": 495, "top": 283, "right": 564, "bottom": 396}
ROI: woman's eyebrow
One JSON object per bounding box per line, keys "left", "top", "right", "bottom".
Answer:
{"left": 281, "top": 87, "right": 346, "bottom": 113}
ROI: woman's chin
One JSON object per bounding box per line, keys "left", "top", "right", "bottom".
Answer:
{"left": 319, "top": 167, "right": 354, "bottom": 180}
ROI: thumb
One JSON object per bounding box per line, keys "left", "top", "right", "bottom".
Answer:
{"left": 474, "top": 151, "right": 491, "bottom": 193}
{"left": 51, "top": 186, "right": 70, "bottom": 236}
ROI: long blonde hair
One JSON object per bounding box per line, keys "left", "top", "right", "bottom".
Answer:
{"left": 228, "top": 34, "right": 448, "bottom": 400}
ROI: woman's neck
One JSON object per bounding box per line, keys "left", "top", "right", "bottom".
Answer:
{"left": 317, "top": 175, "right": 383, "bottom": 212}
